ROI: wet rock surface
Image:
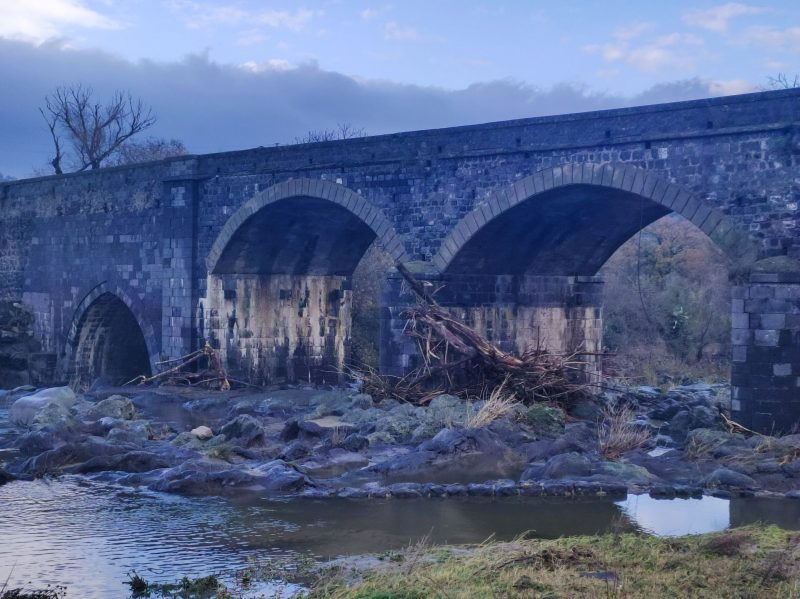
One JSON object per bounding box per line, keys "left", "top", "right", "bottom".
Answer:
{"left": 1, "top": 381, "right": 799, "bottom": 500}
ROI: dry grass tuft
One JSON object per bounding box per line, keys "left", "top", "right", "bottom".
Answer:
{"left": 597, "top": 403, "right": 651, "bottom": 460}
{"left": 466, "top": 379, "right": 519, "bottom": 428}
{"left": 703, "top": 531, "right": 753, "bottom": 557}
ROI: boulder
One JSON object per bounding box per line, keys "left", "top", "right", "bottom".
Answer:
{"left": 279, "top": 440, "right": 312, "bottom": 461}
{"left": 542, "top": 452, "right": 594, "bottom": 479}
{"left": 9, "top": 386, "right": 76, "bottom": 427}
{"left": 341, "top": 433, "right": 369, "bottom": 452}
{"left": 69, "top": 450, "right": 172, "bottom": 474}
{"left": 190, "top": 426, "right": 214, "bottom": 441}
{"left": 521, "top": 404, "right": 565, "bottom": 437}
{"left": 219, "top": 414, "right": 265, "bottom": 447}
{"left": 419, "top": 426, "right": 505, "bottom": 455}
{"left": 84, "top": 395, "right": 136, "bottom": 421}
{"left": 703, "top": 468, "right": 758, "bottom": 489}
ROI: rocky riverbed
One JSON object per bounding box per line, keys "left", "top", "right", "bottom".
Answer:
{"left": 0, "top": 381, "right": 799, "bottom": 501}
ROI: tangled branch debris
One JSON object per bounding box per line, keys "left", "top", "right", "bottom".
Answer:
{"left": 356, "top": 264, "right": 598, "bottom": 406}
{"left": 124, "top": 342, "right": 231, "bottom": 389}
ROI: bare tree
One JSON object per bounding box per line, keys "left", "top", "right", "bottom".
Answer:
{"left": 41, "top": 84, "right": 156, "bottom": 172}
{"left": 294, "top": 122, "right": 367, "bottom": 144}
{"left": 107, "top": 137, "right": 188, "bottom": 167}
{"left": 765, "top": 73, "right": 800, "bottom": 89}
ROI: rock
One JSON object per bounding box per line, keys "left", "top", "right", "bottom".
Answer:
{"left": 419, "top": 426, "right": 505, "bottom": 455}
{"left": 220, "top": 415, "right": 265, "bottom": 447}
{"left": 9, "top": 386, "right": 76, "bottom": 427}
{"left": 15, "top": 431, "right": 57, "bottom": 455}
{"left": 703, "top": 468, "right": 758, "bottom": 489}
{"left": 668, "top": 410, "right": 693, "bottom": 442}
{"left": 107, "top": 420, "right": 153, "bottom": 444}
{"left": 367, "top": 450, "right": 436, "bottom": 474}
{"left": 150, "top": 459, "right": 309, "bottom": 495}
{"left": 690, "top": 405, "right": 718, "bottom": 429}
{"left": 84, "top": 395, "right": 136, "bottom": 421}
{"left": 69, "top": 450, "right": 173, "bottom": 474}
{"left": 32, "top": 401, "right": 76, "bottom": 431}
{"left": 366, "top": 431, "right": 396, "bottom": 445}
{"left": 521, "top": 404, "right": 565, "bottom": 437}
{"left": 280, "top": 419, "right": 300, "bottom": 441}
{"left": 252, "top": 460, "right": 310, "bottom": 492}
{"left": 297, "top": 419, "right": 326, "bottom": 439}
{"left": 190, "top": 426, "right": 214, "bottom": 441}
{"left": 542, "top": 452, "right": 594, "bottom": 479}
{"left": 648, "top": 399, "right": 682, "bottom": 421}
{"left": 519, "top": 462, "right": 546, "bottom": 482}
{"left": 0, "top": 467, "right": 14, "bottom": 485}
{"left": 444, "top": 483, "right": 467, "bottom": 496}
{"left": 389, "top": 482, "right": 423, "bottom": 498}
{"left": 337, "top": 487, "right": 369, "bottom": 498}
{"left": 341, "top": 433, "right": 368, "bottom": 452}
{"left": 279, "top": 440, "right": 312, "bottom": 461}
{"left": 14, "top": 439, "right": 125, "bottom": 477}
{"left": 595, "top": 461, "right": 655, "bottom": 485}
{"left": 466, "top": 483, "right": 494, "bottom": 496}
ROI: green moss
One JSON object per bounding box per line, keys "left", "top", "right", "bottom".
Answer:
{"left": 520, "top": 404, "right": 565, "bottom": 436}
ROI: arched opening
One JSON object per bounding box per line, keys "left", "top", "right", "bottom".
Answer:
{"left": 204, "top": 179, "right": 404, "bottom": 385}
{"left": 72, "top": 293, "right": 152, "bottom": 386}
{"left": 443, "top": 185, "right": 671, "bottom": 276}
{"left": 601, "top": 213, "right": 731, "bottom": 385}
{"left": 423, "top": 165, "right": 744, "bottom": 385}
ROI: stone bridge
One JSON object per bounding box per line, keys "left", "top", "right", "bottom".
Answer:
{"left": 2, "top": 89, "right": 800, "bottom": 432}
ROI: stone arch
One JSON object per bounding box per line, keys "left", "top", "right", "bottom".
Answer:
{"left": 207, "top": 178, "right": 407, "bottom": 275}
{"left": 65, "top": 283, "right": 157, "bottom": 386}
{"left": 433, "top": 162, "right": 756, "bottom": 275}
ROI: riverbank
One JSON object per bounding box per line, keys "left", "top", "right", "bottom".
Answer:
{"left": 112, "top": 524, "right": 800, "bottom": 598}
{"left": 310, "top": 524, "right": 800, "bottom": 598}
{"left": 1, "top": 380, "right": 799, "bottom": 500}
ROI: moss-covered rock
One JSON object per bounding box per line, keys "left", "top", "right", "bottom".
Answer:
{"left": 521, "top": 404, "right": 565, "bottom": 437}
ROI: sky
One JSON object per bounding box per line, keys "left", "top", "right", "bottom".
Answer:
{"left": 1, "top": 0, "right": 799, "bottom": 178}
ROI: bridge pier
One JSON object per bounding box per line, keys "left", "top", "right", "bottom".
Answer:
{"left": 202, "top": 273, "right": 351, "bottom": 385}
{"left": 731, "top": 272, "right": 800, "bottom": 434}
{"left": 380, "top": 272, "right": 603, "bottom": 382}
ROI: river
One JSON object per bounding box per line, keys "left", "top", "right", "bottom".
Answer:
{"left": 1, "top": 476, "right": 799, "bottom": 597}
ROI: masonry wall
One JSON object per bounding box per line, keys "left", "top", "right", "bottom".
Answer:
{"left": 731, "top": 273, "right": 800, "bottom": 433}
{"left": 203, "top": 274, "right": 351, "bottom": 385}
{"left": 0, "top": 89, "right": 798, "bottom": 393}
{"left": 381, "top": 274, "right": 603, "bottom": 380}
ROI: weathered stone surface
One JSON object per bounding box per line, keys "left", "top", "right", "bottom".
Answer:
{"left": 9, "top": 387, "right": 76, "bottom": 427}
{"left": 3, "top": 90, "right": 800, "bottom": 430}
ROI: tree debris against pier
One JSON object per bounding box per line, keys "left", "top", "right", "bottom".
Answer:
{"left": 356, "top": 264, "right": 597, "bottom": 406}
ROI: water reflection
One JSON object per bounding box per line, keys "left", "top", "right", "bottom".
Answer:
{"left": 617, "top": 495, "right": 729, "bottom": 536}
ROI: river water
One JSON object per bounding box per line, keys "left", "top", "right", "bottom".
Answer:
{"left": 1, "top": 476, "right": 800, "bottom": 598}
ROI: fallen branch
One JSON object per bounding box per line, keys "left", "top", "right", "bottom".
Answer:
{"left": 124, "top": 342, "right": 230, "bottom": 390}
{"left": 355, "top": 264, "right": 601, "bottom": 406}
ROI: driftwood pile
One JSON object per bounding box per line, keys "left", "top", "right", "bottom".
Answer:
{"left": 124, "top": 341, "right": 231, "bottom": 389}
{"left": 357, "top": 264, "right": 597, "bottom": 406}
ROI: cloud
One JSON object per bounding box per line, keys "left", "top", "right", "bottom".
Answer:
{"left": 171, "top": 2, "right": 317, "bottom": 32}
{"left": 0, "top": 38, "right": 754, "bottom": 178}
{"left": 0, "top": 0, "right": 119, "bottom": 44}
{"left": 586, "top": 32, "right": 704, "bottom": 73}
{"left": 708, "top": 79, "right": 756, "bottom": 94}
{"left": 384, "top": 21, "right": 420, "bottom": 42}
{"left": 683, "top": 3, "right": 763, "bottom": 32}
{"left": 740, "top": 25, "right": 800, "bottom": 51}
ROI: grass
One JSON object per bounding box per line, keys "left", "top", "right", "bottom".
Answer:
{"left": 465, "top": 379, "right": 519, "bottom": 429}
{"left": 309, "top": 525, "right": 800, "bottom": 599}
{"left": 597, "top": 403, "right": 651, "bottom": 460}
